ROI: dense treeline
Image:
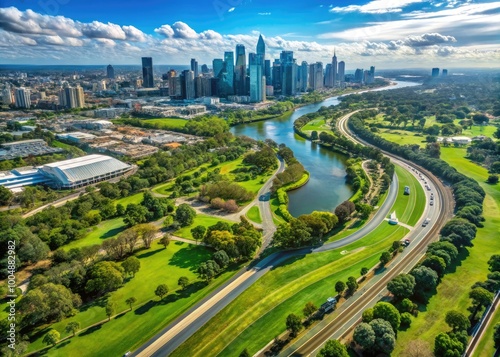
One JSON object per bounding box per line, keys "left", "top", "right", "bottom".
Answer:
{"left": 224, "top": 101, "right": 295, "bottom": 125}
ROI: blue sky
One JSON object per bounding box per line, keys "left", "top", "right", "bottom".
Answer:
{"left": 0, "top": 0, "right": 499, "bottom": 67}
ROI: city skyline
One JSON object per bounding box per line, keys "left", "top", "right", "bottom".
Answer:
{"left": 0, "top": 1, "right": 499, "bottom": 68}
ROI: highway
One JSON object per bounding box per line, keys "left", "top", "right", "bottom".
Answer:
{"left": 277, "top": 111, "right": 455, "bottom": 357}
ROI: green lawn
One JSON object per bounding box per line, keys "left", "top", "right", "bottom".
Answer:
{"left": 301, "top": 117, "right": 330, "bottom": 133}
{"left": 63, "top": 217, "right": 126, "bottom": 251}
{"left": 472, "top": 309, "right": 500, "bottom": 357}
{"left": 246, "top": 205, "right": 262, "bottom": 224}
{"left": 114, "top": 192, "right": 144, "bottom": 207}
{"left": 171, "top": 220, "right": 408, "bottom": 357}
{"left": 378, "top": 130, "right": 427, "bottom": 148}
{"left": 392, "top": 165, "right": 426, "bottom": 226}
{"left": 141, "top": 118, "right": 189, "bottom": 129}
{"left": 393, "top": 147, "right": 500, "bottom": 354}
{"left": 174, "top": 214, "right": 234, "bottom": 240}
{"left": 27, "top": 242, "right": 241, "bottom": 357}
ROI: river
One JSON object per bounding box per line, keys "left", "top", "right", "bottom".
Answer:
{"left": 231, "top": 80, "right": 421, "bottom": 217}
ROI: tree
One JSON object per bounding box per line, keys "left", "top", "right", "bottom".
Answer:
{"left": 176, "top": 203, "right": 197, "bottom": 227}
{"left": 272, "top": 218, "right": 313, "bottom": 248}
{"left": 469, "top": 287, "right": 494, "bottom": 320}
{"left": 387, "top": 274, "right": 416, "bottom": 300}
{"left": 488, "top": 255, "right": 500, "bottom": 272}
{"left": 353, "top": 322, "right": 375, "bottom": 350}
{"left": 494, "top": 323, "right": 500, "bottom": 348}
{"left": 213, "top": 250, "right": 230, "bottom": 268}
{"left": 159, "top": 234, "right": 171, "bottom": 249}
{"left": 303, "top": 302, "right": 318, "bottom": 319}
{"left": 123, "top": 203, "right": 149, "bottom": 227}
{"left": 335, "top": 281, "right": 346, "bottom": 295}
{"left": 360, "top": 267, "right": 369, "bottom": 276}
{"left": 178, "top": 276, "right": 189, "bottom": 290}
{"left": 400, "top": 340, "right": 433, "bottom": 357}
{"left": 372, "top": 301, "right": 401, "bottom": 331}
{"left": 197, "top": 260, "right": 221, "bottom": 282}
{"left": 317, "top": 339, "right": 349, "bottom": 357}
{"left": 191, "top": 225, "right": 207, "bottom": 244}
{"left": 286, "top": 313, "right": 302, "bottom": 336}
{"left": 85, "top": 261, "right": 125, "bottom": 296}
{"left": 0, "top": 185, "right": 14, "bottom": 206}
{"left": 445, "top": 310, "right": 470, "bottom": 332}
{"left": 487, "top": 175, "right": 499, "bottom": 184}
{"left": 346, "top": 276, "right": 358, "bottom": 294}
{"left": 105, "top": 301, "right": 116, "bottom": 321}
{"left": 155, "top": 284, "right": 169, "bottom": 300}
{"left": 119, "top": 228, "right": 139, "bottom": 254}
{"left": 42, "top": 329, "right": 60, "bottom": 346}
{"left": 122, "top": 256, "right": 141, "bottom": 277}
{"left": 362, "top": 308, "right": 374, "bottom": 323}
{"left": 380, "top": 251, "right": 392, "bottom": 266}
{"left": 421, "top": 255, "right": 447, "bottom": 277}
{"left": 369, "top": 318, "right": 396, "bottom": 353}
{"left": 136, "top": 223, "right": 158, "bottom": 249}
{"left": 239, "top": 349, "right": 251, "bottom": 357}
{"left": 400, "top": 312, "right": 412, "bottom": 326}
{"left": 434, "top": 332, "right": 465, "bottom": 357}
{"left": 334, "top": 204, "right": 350, "bottom": 223}
{"left": 125, "top": 297, "right": 137, "bottom": 311}
{"left": 65, "top": 321, "right": 80, "bottom": 337}
{"left": 401, "top": 298, "right": 415, "bottom": 313}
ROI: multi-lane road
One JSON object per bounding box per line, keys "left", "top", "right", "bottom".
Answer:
{"left": 132, "top": 111, "right": 454, "bottom": 357}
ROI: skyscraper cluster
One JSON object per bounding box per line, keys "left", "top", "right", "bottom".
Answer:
{"left": 58, "top": 86, "right": 85, "bottom": 108}
{"left": 138, "top": 35, "right": 374, "bottom": 103}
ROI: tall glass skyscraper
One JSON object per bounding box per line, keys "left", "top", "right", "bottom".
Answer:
{"left": 235, "top": 45, "right": 247, "bottom": 95}
{"left": 141, "top": 57, "right": 154, "bottom": 88}
{"left": 223, "top": 51, "right": 235, "bottom": 95}
{"left": 332, "top": 51, "right": 338, "bottom": 87}
{"left": 190, "top": 58, "right": 199, "bottom": 78}
{"left": 338, "top": 61, "right": 345, "bottom": 85}
{"left": 107, "top": 64, "right": 115, "bottom": 79}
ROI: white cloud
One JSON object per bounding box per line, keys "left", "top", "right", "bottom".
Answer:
{"left": 122, "top": 25, "right": 148, "bottom": 42}
{"left": 258, "top": 12, "right": 272, "bottom": 15}
{"left": 330, "top": 0, "right": 425, "bottom": 14}
{"left": 228, "top": 7, "right": 236, "bottom": 12}
{"left": 81, "top": 21, "right": 126, "bottom": 40}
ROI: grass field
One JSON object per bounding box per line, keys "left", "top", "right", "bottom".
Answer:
{"left": 392, "top": 165, "right": 426, "bottom": 226}
{"left": 174, "top": 214, "right": 235, "bottom": 240}
{"left": 26, "top": 242, "right": 241, "bottom": 357}
{"left": 141, "top": 118, "right": 189, "bottom": 129}
{"left": 393, "top": 147, "right": 500, "bottom": 354}
{"left": 378, "top": 130, "right": 427, "bottom": 148}
{"left": 114, "top": 192, "right": 144, "bottom": 207}
{"left": 63, "top": 217, "right": 126, "bottom": 251}
{"left": 246, "top": 205, "right": 262, "bottom": 224}
{"left": 301, "top": 117, "right": 330, "bottom": 133}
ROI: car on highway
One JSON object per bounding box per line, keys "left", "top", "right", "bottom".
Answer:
{"left": 422, "top": 218, "right": 431, "bottom": 227}
{"left": 402, "top": 238, "right": 411, "bottom": 247}
{"left": 430, "top": 201, "right": 434, "bottom": 206}
{"left": 259, "top": 192, "right": 271, "bottom": 201}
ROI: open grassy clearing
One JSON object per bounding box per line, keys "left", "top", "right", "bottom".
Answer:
{"left": 140, "top": 117, "right": 188, "bottom": 129}
{"left": 246, "top": 205, "right": 262, "bottom": 224}
{"left": 114, "top": 192, "right": 143, "bottom": 207}
{"left": 27, "top": 242, "right": 240, "bottom": 357}
{"left": 63, "top": 217, "right": 126, "bottom": 251}
{"left": 172, "top": 221, "right": 408, "bottom": 357}
{"left": 301, "top": 117, "right": 330, "bottom": 133}
{"left": 378, "top": 130, "right": 427, "bottom": 147}
{"left": 174, "top": 214, "right": 235, "bottom": 240}
{"left": 393, "top": 147, "right": 500, "bottom": 354}
{"left": 392, "top": 165, "right": 426, "bottom": 226}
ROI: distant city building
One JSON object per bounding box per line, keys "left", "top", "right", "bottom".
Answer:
{"left": 190, "top": 58, "right": 199, "bottom": 78}
{"left": 309, "top": 62, "right": 324, "bottom": 91}
{"left": 212, "top": 59, "right": 224, "bottom": 78}
{"left": 325, "top": 64, "right": 333, "bottom": 88}
{"left": 249, "top": 53, "right": 264, "bottom": 102}
{"left": 15, "top": 88, "right": 31, "bottom": 108}
{"left": 235, "top": 44, "right": 247, "bottom": 96}
{"left": 181, "top": 70, "right": 195, "bottom": 100}
{"left": 332, "top": 51, "right": 338, "bottom": 87}
{"left": 2, "top": 85, "right": 13, "bottom": 105}
{"left": 442, "top": 69, "right": 448, "bottom": 76}
{"left": 257, "top": 34, "right": 266, "bottom": 75}
{"left": 338, "top": 61, "right": 345, "bottom": 85}
{"left": 272, "top": 60, "right": 282, "bottom": 93}
{"left": 223, "top": 51, "right": 235, "bottom": 95}
{"left": 432, "top": 68, "right": 440, "bottom": 77}
{"left": 142, "top": 57, "right": 154, "bottom": 88}
{"left": 354, "top": 69, "right": 364, "bottom": 83}
{"left": 58, "top": 86, "right": 85, "bottom": 108}
{"left": 280, "top": 51, "right": 296, "bottom": 96}
{"left": 107, "top": 64, "right": 115, "bottom": 79}
{"left": 300, "top": 61, "right": 308, "bottom": 92}
{"left": 264, "top": 59, "right": 271, "bottom": 85}
{"left": 201, "top": 64, "right": 209, "bottom": 74}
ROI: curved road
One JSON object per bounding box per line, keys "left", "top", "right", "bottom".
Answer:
{"left": 132, "top": 148, "right": 401, "bottom": 356}
{"left": 277, "top": 110, "right": 454, "bottom": 356}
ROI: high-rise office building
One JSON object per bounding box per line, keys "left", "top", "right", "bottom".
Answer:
{"left": 338, "top": 61, "right": 345, "bottom": 85}
{"left": 264, "top": 59, "right": 271, "bottom": 85}
{"left": 213, "top": 59, "right": 224, "bottom": 78}
{"left": 432, "top": 68, "right": 440, "bottom": 77}
{"left": 15, "top": 88, "right": 31, "bottom": 108}
{"left": 332, "top": 51, "right": 338, "bottom": 87}
{"left": 325, "top": 64, "right": 333, "bottom": 88}
{"left": 257, "top": 34, "right": 266, "bottom": 74}
{"left": 181, "top": 70, "right": 195, "bottom": 100}
{"left": 235, "top": 45, "right": 247, "bottom": 95}
{"left": 2, "top": 85, "right": 13, "bottom": 105}
{"left": 190, "top": 58, "right": 199, "bottom": 78}
{"left": 354, "top": 69, "right": 364, "bottom": 83}
{"left": 309, "top": 62, "right": 324, "bottom": 90}
{"left": 442, "top": 69, "right": 448, "bottom": 76}
{"left": 280, "top": 51, "right": 296, "bottom": 96}
{"left": 201, "top": 64, "right": 209, "bottom": 74}
{"left": 272, "top": 60, "right": 282, "bottom": 93}
{"left": 250, "top": 54, "right": 263, "bottom": 102}
{"left": 300, "top": 61, "right": 308, "bottom": 92}
{"left": 107, "top": 64, "right": 115, "bottom": 79}
{"left": 142, "top": 57, "right": 154, "bottom": 88}
{"left": 169, "top": 76, "right": 182, "bottom": 98}
{"left": 223, "top": 51, "right": 235, "bottom": 95}
{"left": 59, "top": 86, "right": 85, "bottom": 108}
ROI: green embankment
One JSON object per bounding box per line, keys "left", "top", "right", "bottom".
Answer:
{"left": 246, "top": 206, "right": 262, "bottom": 224}
{"left": 174, "top": 214, "right": 235, "bottom": 240}
{"left": 393, "top": 147, "right": 500, "bottom": 354}
{"left": 392, "top": 165, "right": 426, "bottom": 226}
{"left": 26, "top": 242, "right": 239, "bottom": 357}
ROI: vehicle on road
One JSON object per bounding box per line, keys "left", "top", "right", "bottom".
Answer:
{"left": 422, "top": 218, "right": 431, "bottom": 227}
{"left": 402, "top": 238, "right": 411, "bottom": 247}
{"left": 319, "top": 297, "right": 337, "bottom": 315}
{"left": 404, "top": 186, "right": 410, "bottom": 195}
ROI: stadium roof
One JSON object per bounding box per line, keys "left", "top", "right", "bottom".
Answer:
{"left": 40, "top": 154, "right": 131, "bottom": 185}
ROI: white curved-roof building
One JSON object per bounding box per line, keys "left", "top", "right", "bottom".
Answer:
{"left": 39, "top": 154, "right": 132, "bottom": 189}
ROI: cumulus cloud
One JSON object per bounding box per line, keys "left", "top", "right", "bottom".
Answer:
{"left": 81, "top": 21, "right": 126, "bottom": 40}
{"left": 330, "top": 0, "right": 425, "bottom": 14}
{"left": 122, "top": 25, "right": 148, "bottom": 42}
{"left": 403, "top": 33, "right": 456, "bottom": 46}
